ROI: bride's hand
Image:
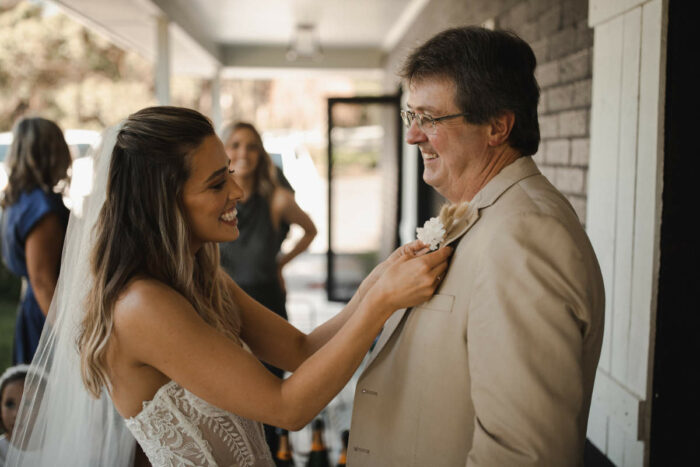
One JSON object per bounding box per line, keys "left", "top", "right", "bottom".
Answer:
{"left": 388, "top": 239, "right": 433, "bottom": 260}
{"left": 366, "top": 246, "right": 452, "bottom": 313}
{"left": 358, "top": 240, "right": 432, "bottom": 297}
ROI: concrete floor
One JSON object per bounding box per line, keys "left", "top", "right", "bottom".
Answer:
{"left": 282, "top": 251, "right": 366, "bottom": 464}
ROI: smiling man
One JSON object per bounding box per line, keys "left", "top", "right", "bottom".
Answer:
{"left": 348, "top": 27, "right": 605, "bottom": 466}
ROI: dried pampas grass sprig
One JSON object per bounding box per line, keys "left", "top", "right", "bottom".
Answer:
{"left": 439, "top": 202, "right": 470, "bottom": 234}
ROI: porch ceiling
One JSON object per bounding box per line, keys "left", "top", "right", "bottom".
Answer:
{"left": 51, "top": 0, "right": 429, "bottom": 77}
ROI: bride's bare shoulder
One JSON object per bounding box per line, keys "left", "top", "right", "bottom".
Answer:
{"left": 113, "top": 277, "right": 193, "bottom": 333}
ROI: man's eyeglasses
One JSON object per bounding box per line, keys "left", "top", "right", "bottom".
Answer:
{"left": 400, "top": 110, "right": 470, "bottom": 135}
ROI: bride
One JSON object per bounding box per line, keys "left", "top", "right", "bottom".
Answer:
{"left": 6, "top": 106, "right": 451, "bottom": 466}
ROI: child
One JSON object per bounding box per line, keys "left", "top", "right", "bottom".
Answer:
{"left": 0, "top": 364, "right": 29, "bottom": 465}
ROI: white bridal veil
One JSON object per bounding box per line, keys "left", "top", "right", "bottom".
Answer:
{"left": 6, "top": 124, "right": 136, "bottom": 466}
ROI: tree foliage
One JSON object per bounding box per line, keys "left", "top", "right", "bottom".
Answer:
{"left": 0, "top": 1, "right": 155, "bottom": 131}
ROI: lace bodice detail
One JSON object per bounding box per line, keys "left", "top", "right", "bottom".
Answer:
{"left": 124, "top": 381, "right": 274, "bottom": 466}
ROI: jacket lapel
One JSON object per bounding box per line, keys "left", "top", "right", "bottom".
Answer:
{"left": 442, "top": 157, "right": 540, "bottom": 245}
{"left": 363, "top": 307, "right": 407, "bottom": 370}
{"left": 470, "top": 156, "right": 541, "bottom": 209}
{"left": 442, "top": 203, "right": 480, "bottom": 247}
{"left": 361, "top": 207, "right": 481, "bottom": 372}
{"left": 362, "top": 157, "right": 542, "bottom": 371}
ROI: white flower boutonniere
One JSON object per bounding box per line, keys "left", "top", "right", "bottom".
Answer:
{"left": 416, "top": 201, "right": 471, "bottom": 251}
{"left": 416, "top": 217, "right": 445, "bottom": 251}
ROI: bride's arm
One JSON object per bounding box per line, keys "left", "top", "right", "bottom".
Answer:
{"left": 114, "top": 246, "right": 450, "bottom": 431}
{"left": 234, "top": 240, "right": 432, "bottom": 372}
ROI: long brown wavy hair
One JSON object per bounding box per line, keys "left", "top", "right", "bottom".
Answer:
{"left": 219, "top": 121, "right": 278, "bottom": 202}
{"left": 1, "top": 117, "right": 71, "bottom": 208}
{"left": 78, "top": 107, "right": 242, "bottom": 398}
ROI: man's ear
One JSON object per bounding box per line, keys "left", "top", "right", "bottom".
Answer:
{"left": 488, "top": 111, "right": 515, "bottom": 147}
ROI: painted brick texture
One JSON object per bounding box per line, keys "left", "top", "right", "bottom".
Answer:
{"left": 383, "top": 0, "right": 592, "bottom": 224}
{"left": 498, "top": 0, "right": 592, "bottom": 223}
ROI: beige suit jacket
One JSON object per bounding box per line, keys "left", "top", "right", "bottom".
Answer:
{"left": 348, "top": 157, "right": 604, "bottom": 466}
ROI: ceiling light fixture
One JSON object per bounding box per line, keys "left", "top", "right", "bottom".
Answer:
{"left": 286, "top": 23, "right": 323, "bottom": 62}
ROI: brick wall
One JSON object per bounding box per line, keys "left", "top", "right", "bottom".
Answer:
{"left": 385, "top": 0, "right": 593, "bottom": 223}
{"left": 501, "top": 0, "right": 593, "bottom": 223}
{"left": 383, "top": 0, "right": 519, "bottom": 87}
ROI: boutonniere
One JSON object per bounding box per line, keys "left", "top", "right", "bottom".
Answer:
{"left": 416, "top": 217, "right": 445, "bottom": 251}
{"left": 416, "top": 202, "right": 470, "bottom": 250}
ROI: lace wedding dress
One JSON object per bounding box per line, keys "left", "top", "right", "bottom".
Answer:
{"left": 125, "top": 380, "right": 274, "bottom": 466}
{"left": 6, "top": 125, "right": 276, "bottom": 467}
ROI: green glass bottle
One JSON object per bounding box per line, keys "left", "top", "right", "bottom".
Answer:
{"left": 336, "top": 430, "right": 349, "bottom": 467}
{"left": 275, "top": 429, "right": 295, "bottom": 467}
{"left": 305, "top": 419, "right": 330, "bottom": 467}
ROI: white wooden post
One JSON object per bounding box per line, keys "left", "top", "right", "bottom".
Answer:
{"left": 585, "top": 0, "right": 668, "bottom": 465}
{"left": 399, "top": 91, "right": 418, "bottom": 245}
{"left": 155, "top": 15, "right": 170, "bottom": 105}
{"left": 211, "top": 68, "right": 222, "bottom": 130}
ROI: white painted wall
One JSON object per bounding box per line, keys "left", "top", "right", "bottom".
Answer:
{"left": 155, "top": 15, "right": 171, "bottom": 105}
{"left": 399, "top": 91, "right": 418, "bottom": 246}
{"left": 585, "top": 0, "right": 667, "bottom": 465}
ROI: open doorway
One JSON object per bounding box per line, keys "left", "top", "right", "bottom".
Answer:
{"left": 326, "top": 95, "right": 402, "bottom": 302}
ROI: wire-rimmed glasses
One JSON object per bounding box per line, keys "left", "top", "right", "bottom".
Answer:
{"left": 400, "top": 109, "right": 470, "bottom": 135}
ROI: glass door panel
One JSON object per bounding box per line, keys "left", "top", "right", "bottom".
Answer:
{"left": 327, "top": 96, "right": 401, "bottom": 302}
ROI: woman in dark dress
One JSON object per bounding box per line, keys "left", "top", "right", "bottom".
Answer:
{"left": 0, "top": 117, "right": 71, "bottom": 364}
{"left": 218, "top": 122, "right": 317, "bottom": 458}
